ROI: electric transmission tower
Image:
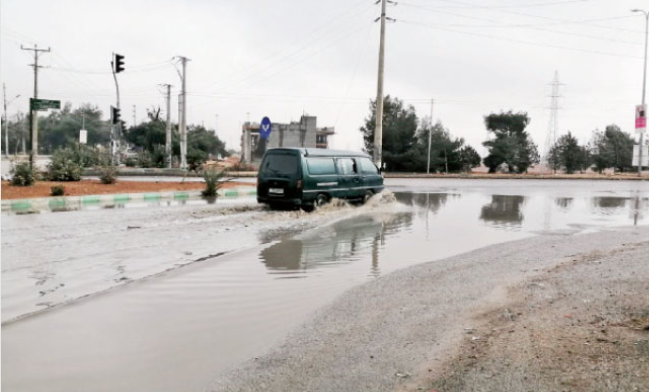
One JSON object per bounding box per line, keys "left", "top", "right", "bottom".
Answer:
{"left": 543, "top": 71, "right": 564, "bottom": 164}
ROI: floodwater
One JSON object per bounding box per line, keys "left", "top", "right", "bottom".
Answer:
{"left": 2, "top": 179, "right": 648, "bottom": 392}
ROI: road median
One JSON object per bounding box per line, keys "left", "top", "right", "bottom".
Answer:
{"left": 2, "top": 187, "right": 257, "bottom": 213}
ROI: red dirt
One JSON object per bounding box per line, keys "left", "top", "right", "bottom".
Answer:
{"left": 1, "top": 180, "right": 252, "bottom": 200}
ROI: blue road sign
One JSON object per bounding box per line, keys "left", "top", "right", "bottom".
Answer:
{"left": 260, "top": 117, "right": 272, "bottom": 139}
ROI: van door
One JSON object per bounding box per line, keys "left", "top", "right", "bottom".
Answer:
{"left": 357, "top": 157, "right": 383, "bottom": 193}
{"left": 304, "top": 157, "right": 340, "bottom": 200}
{"left": 336, "top": 158, "right": 362, "bottom": 199}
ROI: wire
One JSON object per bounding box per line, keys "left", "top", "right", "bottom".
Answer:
{"left": 196, "top": 0, "right": 373, "bottom": 95}
{"left": 400, "top": 0, "right": 603, "bottom": 10}
{"left": 401, "top": 0, "right": 645, "bottom": 34}
{"left": 400, "top": 19, "right": 644, "bottom": 60}
{"left": 397, "top": 10, "right": 642, "bottom": 45}
{"left": 334, "top": 20, "right": 375, "bottom": 128}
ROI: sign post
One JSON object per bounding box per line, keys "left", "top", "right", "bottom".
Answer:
{"left": 259, "top": 117, "right": 272, "bottom": 139}
{"left": 30, "top": 98, "right": 61, "bottom": 111}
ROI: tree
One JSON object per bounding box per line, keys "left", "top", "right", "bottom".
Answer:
{"left": 547, "top": 132, "right": 587, "bottom": 174}
{"left": 415, "top": 121, "right": 466, "bottom": 173}
{"left": 124, "top": 118, "right": 167, "bottom": 153}
{"left": 360, "top": 95, "right": 419, "bottom": 171}
{"left": 588, "top": 125, "right": 634, "bottom": 173}
{"left": 38, "top": 103, "right": 111, "bottom": 153}
{"left": 482, "top": 111, "right": 539, "bottom": 173}
{"left": 458, "top": 145, "right": 481, "bottom": 172}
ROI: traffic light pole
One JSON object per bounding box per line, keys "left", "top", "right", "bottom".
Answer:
{"left": 111, "top": 54, "right": 122, "bottom": 165}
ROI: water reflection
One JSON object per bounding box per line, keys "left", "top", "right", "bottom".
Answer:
{"left": 259, "top": 213, "right": 412, "bottom": 276}
{"left": 592, "top": 197, "right": 628, "bottom": 210}
{"left": 480, "top": 195, "right": 526, "bottom": 227}
{"left": 394, "top": 192, "right": 458, "bottom": 214}
{"left": 554, "top": 197, "right": 573, "bottom": 210}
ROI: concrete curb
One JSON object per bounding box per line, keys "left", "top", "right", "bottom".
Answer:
{"left": 1, "top": 187, "right": 257, "bottom": 213}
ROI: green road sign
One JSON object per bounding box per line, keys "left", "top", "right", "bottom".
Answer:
{"left": 30, "top": 98, "right": 61, "bottom": 111}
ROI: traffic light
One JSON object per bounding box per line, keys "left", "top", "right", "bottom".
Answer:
{"left": 111, "top": 106, "right": 121, "bottom": 124}
{"left": 113, "top": 54, "right": 125, "bottom": 73}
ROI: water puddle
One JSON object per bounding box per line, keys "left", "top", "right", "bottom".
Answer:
{"left": 2, "top": 179, "right": 648, "bottom": 392}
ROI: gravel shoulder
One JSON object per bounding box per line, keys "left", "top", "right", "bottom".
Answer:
{"left": 210, "top": 226, "right": 649, "bottom": 392}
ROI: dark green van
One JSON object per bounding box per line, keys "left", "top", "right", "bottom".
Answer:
{"left": 257, "top": 148, "right": 384, "bottom": 210}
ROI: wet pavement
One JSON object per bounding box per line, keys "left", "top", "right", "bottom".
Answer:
{"left": 2, "top": 179, "right": 648, "bottom": 392}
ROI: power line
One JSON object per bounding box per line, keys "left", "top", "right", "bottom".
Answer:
{"left": 400, "top": 19, "right": 644, "bottom": 59}
{"left": 401, "top": 0, "right": 603, "bottom": 10}
{"left": 403, "top": 0, "right": 645, "bottom": 34}
{"left": 197, "top": 1, "right": 374, "bottom": 95}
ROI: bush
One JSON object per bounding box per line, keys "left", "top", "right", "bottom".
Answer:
{"left": 99, "top": 165, "right": 117, "bottom": 184}
{"left": 124, "top": 157, "right": 137, "bottom": 167}
{"left": 136, "top": 150, "right": 154, "bottom": 168}
{"left": 202, "top": 168, "right": 227, "bottom": 197}
{"left": 151, "top": 144, "right": 167, "bottom": 168}
{"left": 47, "top": 149, "right": 83, "bottom": 181}
{"left": 50, "top": 185, "right": 65, "bottom": 196}
{"left": 188, "top": 148, "right": 208, "bottom": 172}
{"left": 74, "top": 144, "right": 103, "bottom": 168}
{"left": 10, "top": 162, "right": 37, "bottom": 186}
{"left": 229, "top": 161, "right": 257, "bottom": 172}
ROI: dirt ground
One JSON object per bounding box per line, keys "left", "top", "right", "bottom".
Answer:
{"left": 427, "top": 242, "right": 649, "bottom": 392}
{"left": 1, "top": 180, "right": 252, "bottom": 199}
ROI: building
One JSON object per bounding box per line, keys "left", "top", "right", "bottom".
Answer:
{"left": 241, "top": 115, "right": 335, "bottom": 162}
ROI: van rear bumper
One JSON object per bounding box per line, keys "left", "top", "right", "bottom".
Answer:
{"left": 257, "top": 196, "right": 303, "bottom": 207}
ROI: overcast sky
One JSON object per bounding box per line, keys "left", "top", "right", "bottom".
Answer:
{"left": 1, "top": 0, "right": 647, "bottom": 155}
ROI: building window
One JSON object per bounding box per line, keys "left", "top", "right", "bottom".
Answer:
{"left": 317, "top": 135, "right": 327, "bottom": 144}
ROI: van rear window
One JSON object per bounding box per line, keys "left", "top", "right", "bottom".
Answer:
{"left": 261, "top": 154, "right": 298, "bottom": 176}
{"left": 306, "top": 158, "right": 336, "bottom": 175}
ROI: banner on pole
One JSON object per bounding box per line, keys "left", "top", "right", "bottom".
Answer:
{"left": 636, "top": 104, "right": 647, "bottom": 134}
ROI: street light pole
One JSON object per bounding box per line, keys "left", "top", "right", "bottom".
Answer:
{"left": 632, "top": 9, "right": 648, "bottom": 176}
{"left": 3, "top": 84, "right": 20, "bottom": 157}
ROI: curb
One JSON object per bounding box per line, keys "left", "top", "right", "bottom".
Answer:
{"left": 1, "top": 187, "right": 257, "bottom": 213}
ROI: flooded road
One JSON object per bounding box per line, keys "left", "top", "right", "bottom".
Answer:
{"left": 2, "top": 179, "right": 648, "bottom": 392}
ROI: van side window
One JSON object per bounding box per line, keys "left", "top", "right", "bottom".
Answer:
{"left": 336, "top": 158, "right": 357, "bottom": 175}
{"left": 306, "top": 158, "right": 336, "bottom": 175}
{"left": 359, "top": 158, "right": 379, "bottom": 175}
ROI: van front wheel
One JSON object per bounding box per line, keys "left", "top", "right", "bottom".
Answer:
{"left": 315, "top": 194, "right": 329, "bottom": 207}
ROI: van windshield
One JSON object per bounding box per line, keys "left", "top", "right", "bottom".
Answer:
{"left": 260, "top": 154, "right": 298, "bottom": 177}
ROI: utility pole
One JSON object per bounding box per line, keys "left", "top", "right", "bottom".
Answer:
{"left": 3, "top": 84, "right": 7, "bottom": 157}
{"left": 632, "top": 9, "right": 648, "bottom": 176}
{"left": 427, "top": 99, "right": 434, "bottom": 174}
{"left": 215, "top": 114, "right": 219, "bottom": 135}
{"left": 373, "top": 0, "right": 396, "bottom": 168}
{"left": 133, "top": 104, "right": 136, "bottom": 126}
{"left": 160, "top": 83, "right": 173, "bottom": 168}
{"left": 175, "top": 56, "right": 190, "bottom": 170}
{"left": 2, "top": 85, "right": 18, "bottom": 157}
{"left": 21, "top": 44, "right": 50, "bottom": 162}
{"left": 373, "top": 0, "right": 387, "bottom": 168}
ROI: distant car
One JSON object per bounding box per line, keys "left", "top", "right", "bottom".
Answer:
{"left": 257, "top": 148, "right": 384, "bottom": 211}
